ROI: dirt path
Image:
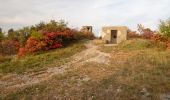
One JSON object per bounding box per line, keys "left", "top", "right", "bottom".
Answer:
{"left": 0, "top": 41, "right": 111, "bottom": 95}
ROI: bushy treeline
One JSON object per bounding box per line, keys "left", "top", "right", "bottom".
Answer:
{"left": 0, "top": 20, "right": 94, "bottom": 57}
{"left": 127, "top": 18, "right": 170, "bottom": 50}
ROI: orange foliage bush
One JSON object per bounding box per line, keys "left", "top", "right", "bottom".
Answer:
{"left": 150, "top": 34, "right": 167, "bottom": 42}
{"left": 136, "top": 24, "right": 170, "bottom": 50}
{"left": 18, "top": 28, "right": 75, "bottom": 57}
{"left": 127, "top": 31, "right": 140, "bottom": 38}
{"left": 166, "top": 42, "right": 170, "bottom": 50}
{"left": 24, "top": 37, "right": 47, "bottom": 53}
{"left": 141, "top": 29, "right": 154, "bottom": 39}
{"left": 17, "top": 48, "right": 26, "bottom": 57}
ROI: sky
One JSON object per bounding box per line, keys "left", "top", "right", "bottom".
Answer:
{"left": 0, "top": 0, "right": 170, "bottom": 36}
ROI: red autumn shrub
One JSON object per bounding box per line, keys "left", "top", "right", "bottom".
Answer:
{"left": 127, "top": 31, "right": 140, "bottom": 38}
{"left": 141, "top": 29, "right": 154, "bottom": 39}
{"left": 0, "top": 40, "right": 19, "bottom": 55}
{"left": 150, "top": 34, "right": 168, "bottom": 42}
{"left": 24, "top": 37, "right": 47, "bottom": 53}
{"left": 150, "top": 34, "right": 160, "bottom": 42}
{"left": 128, "top": 32, "right": 135, "bottom": 37}
{"left": 44, "top": 28, "right": 74, "bottom": 41}
{"left": 18, "top": 48, "right": 26, "bottom": 57}
{"left": 166, "top": 42, "right": 170, "bottom": 50}
{"left": 18, "top": 29, "right": 74, "bottom": 57}
{"left": 137, "top": 24, "right": 170, "bottom": 51}
{"left": 137, "top": 25, "right": 154, "bottom": 39}
{"left": 43, "top": 28, "right": 75, "bottom": 47}
{"left": 49, "top": 43, "right": 62, "bottom": 49}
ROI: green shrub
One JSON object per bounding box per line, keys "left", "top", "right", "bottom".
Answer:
{"left": 30, "top": 30, "right": 44, "bottom": 40}
{"left": 0, "top": 32, "right": 4, "bottom": 41}
{"left": 159, "top": 18, "right": 170, "bottom": 38}
{"left": 0, "top": 41, "right": 86, "bottom": 74}
{"left": 118, "top": 39, "right": 166, "bottom": 51}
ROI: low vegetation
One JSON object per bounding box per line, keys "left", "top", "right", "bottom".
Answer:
{"left": 0, "top": 20, "right": 94, "bottom": 57}
{"left": 1, "top": 18, "right": 170, "bottom": 99}
{"left": 100, "top": 39, "right": 166, "bottom": 53}
{"left": 0, "top": 40, "right": 86, "bottom": 74}
{"left": 0, "top": 20, "right": 93, "bottom": 74}
{"left": 2, "top": 38, "right": 170, "bottom": 100}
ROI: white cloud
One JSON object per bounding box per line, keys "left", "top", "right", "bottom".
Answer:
{"left": 0, "top": 0, "right": 170, "bottom": 35}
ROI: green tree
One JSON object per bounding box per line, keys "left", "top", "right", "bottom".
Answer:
{"left": 159, "top": 18, "right": 170, "bottom": 37}
{"left": 17, "top": 27, "right": 31, "bottom": 47}
{"left": 35, "top": 21, "right": 45, "bottom": 31}
{"left": 0, "top": 27, "right": 2, "bottom": 33}
{"left": 0, "top": 28, "right": 4, "bottom": 41}
{"left": 43, "top": 20, "right": 67, "bottom": 32}
{"left": 7, "top": 28, "right": 19, "bottom": 40}
{"left": 30, "top": 30, "right": 43, "bottom": 40}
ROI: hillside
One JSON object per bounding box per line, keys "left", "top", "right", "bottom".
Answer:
{"left": 0, "top": 39, "right": 170, "bottom": 100}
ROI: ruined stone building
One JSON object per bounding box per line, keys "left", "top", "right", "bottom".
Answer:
{"left": 102, "top": 26, "right": 127, "bottom": 44}
{"left": 80, "top": 26, "right": 93, "bottom": 35}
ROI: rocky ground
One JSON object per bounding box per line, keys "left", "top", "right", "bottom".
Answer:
{"left": 1, "top": 40, "right": 170, "bottom": 100}
{"left": 0, "top": 41, "right": 111, "bottom": 97}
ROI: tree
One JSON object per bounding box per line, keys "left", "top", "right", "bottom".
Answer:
{"left": 8, "top": 28, "right": 17, "bottom": 40}
{"left": 137, "top": 24, "right": 145, "bottom": 34}
{"left": 0, "top": 28, "right": 4, "bottom": 41}
{"left": 0, "top": 27, "right": 2, "bottom": 33}
{"left": 43, "top": 20, "right": 67, "bottom": 32}
{"left": 159, "top": 18, "right": 170, "bottom": 38}
{"left": 137, "top": 24, "right": 154, "bottom": 39}
{"left": 35, "top": 21, "right": 45, "bottom": 31}
{"left": 8, "top": 28, "right": 14, "bottom": 33}
{"left": 17, "top": 27, "right": 31, "bottom": 47}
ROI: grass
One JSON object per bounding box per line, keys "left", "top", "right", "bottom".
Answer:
{"left": 0, "top": 40, "right": 86, "bottom": 74}
{"left": 97, "top": 38, "right": 170, "bottom": 99}
{"left": 3, "top": 84, "right": 48, "bottom": 100}
{"left": 118, "top": 39, "right": 166, "bottom": 51}
{"left": 2, "top": 39, "right": 170, "bottom": 99}
{"left": 100, "top": 38, "right": 167, "bottom": 53}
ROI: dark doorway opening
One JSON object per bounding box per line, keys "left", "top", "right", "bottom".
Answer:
{"left": 111, "top": 30, "right": 117, "bottom": 43}
{"left": 87, "top": 27, "right": 90, "bottom": 31}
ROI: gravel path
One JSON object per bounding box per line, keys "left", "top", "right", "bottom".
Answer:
{"left": 0, "top": 41, "right": 111, "bottom": 95}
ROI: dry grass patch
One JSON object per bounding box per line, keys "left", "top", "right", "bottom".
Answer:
{"left": 92, "top": 39, "right": 105, "bottom": 46}
{"left": 2, "top": 39, "right": 170, "bottom": 100}
{"left": 0, "top": 40, "right": 86, "bottom": 74}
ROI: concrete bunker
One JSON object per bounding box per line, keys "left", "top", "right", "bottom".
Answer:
{"left": 102, "top": 26, "right": 127, "bottom": 44}
{"left": 81, "top": 26, "right": 93, "bottom": 34}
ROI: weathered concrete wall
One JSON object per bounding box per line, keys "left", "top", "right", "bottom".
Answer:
{"left": 102, "top": 26, "right": 127, "bottom": 44}
{"left": 81, "top": 26, "right": 93, "bottom": 34}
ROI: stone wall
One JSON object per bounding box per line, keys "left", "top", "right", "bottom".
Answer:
{"left": 81, "top": 26, "right": 92, "bottom": 34}
{"left": 102, "top": 26, "right": 127, "bottom": 44}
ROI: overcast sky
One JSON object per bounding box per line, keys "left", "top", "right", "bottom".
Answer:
{"left": 0, "top": 0, "right": 170, "bottom": 35}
